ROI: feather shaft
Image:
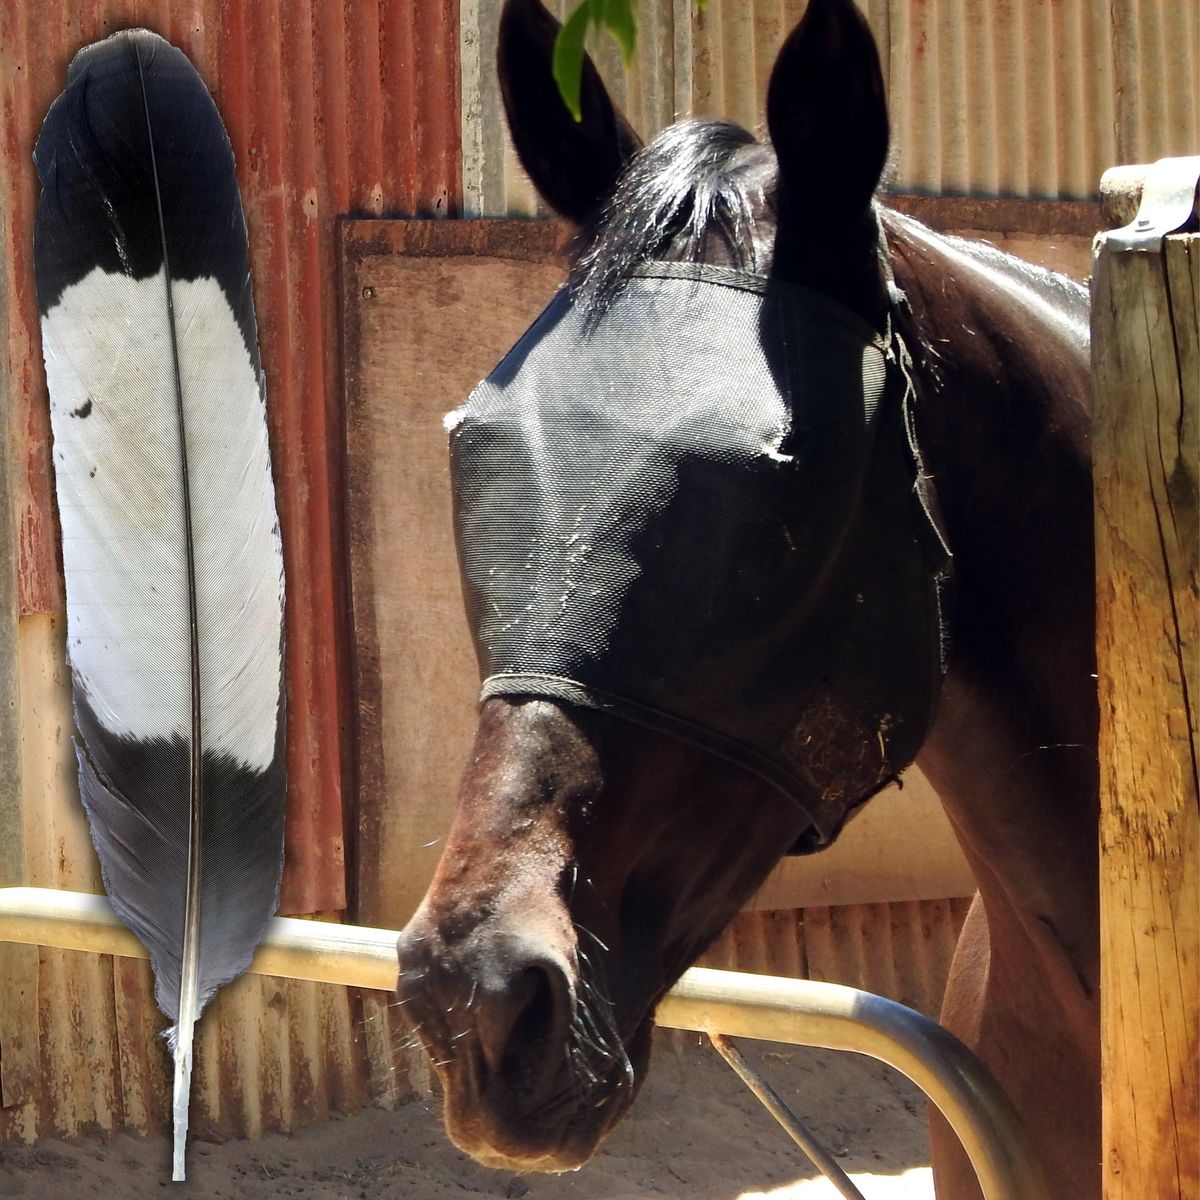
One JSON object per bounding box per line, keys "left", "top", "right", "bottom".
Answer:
{"left": 136, "top": 40, "right": 205, "bottom": 1179}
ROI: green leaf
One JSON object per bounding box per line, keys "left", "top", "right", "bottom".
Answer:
{"left": 597, "top": 0, "right": 637, "bottom": 66}
{"left": 552, "top": 2, "right": 593, "bottom": 121}
{"left": 553, "top": 0, "right": 708, "bottom": 120}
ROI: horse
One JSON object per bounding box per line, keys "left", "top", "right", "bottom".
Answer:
{"left": 394, "top": 2, "right": 1100, "bottom": 1197}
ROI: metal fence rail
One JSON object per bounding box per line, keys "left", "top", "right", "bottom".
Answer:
{"left": 0, "top": 886, "right": 1047, "bottom": 1199}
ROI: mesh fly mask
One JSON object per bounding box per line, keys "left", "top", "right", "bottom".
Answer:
{"left": 448, "top": 262, "right": 948, "bottom": 849}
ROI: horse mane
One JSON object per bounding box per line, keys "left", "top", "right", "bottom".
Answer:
{"left": 885, "top": 210, "right": 1089, "bottom": 348}
{"left": 569, "top": 118, "right": 768, "bottom": 312}
{"left": 881, "top": 209, "right": 1093, "bottom": 459}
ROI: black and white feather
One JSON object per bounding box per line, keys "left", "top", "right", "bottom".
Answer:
{"left": 33, "top": 29, "right": 285, "bottom": 1181}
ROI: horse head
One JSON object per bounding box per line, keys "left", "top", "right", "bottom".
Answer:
{"left": 396, "top": 0, "right": 949, "bottom": 1171}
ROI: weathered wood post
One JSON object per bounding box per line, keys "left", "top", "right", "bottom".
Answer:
{"left": 1092, "top": 157, "right": 1199, "bottom": 1199}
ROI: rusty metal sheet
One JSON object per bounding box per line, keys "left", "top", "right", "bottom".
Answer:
{"left": 1112, "top": 0, "right": 1200, "bottom": 168}
{"left": 0, "top": 615, "right": 370, "bottom": 1146}
{"left": 884, "top": 0, "right": 1114, "bottom": 199}
{"left": 0, "top": 0, "right": 460, "bottom": 1142}
{"left": 0, "top": 0, "right": 461, "bottom": 919}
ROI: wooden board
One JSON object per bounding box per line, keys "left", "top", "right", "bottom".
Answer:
{"left": 1092, "top": 229, "right": 1199, "bottom": 1198}
{"left": 886, "top": 194, "right": 1099, "bottom": 281}
{"left": 342, "top": 219, "right": 568, "bottom": 927}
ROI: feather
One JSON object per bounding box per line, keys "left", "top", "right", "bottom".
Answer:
{"left": 33, "top": 30, "right": 285, "bottom": 1181}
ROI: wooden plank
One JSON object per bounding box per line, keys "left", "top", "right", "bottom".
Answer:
{"left": 342, "top": 219, "right": 569, "bottom": 927}
{"left": 1092, "top": 229, "right": 1199, "bottom": 1199}
{"left": 882, "top": 194, "right": 1098, "bottom": 281}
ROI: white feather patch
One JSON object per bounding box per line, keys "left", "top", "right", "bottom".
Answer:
{"left": 41, "top": 266, "right": 283, "bottom": 771}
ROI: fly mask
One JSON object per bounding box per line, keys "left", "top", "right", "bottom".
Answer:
{"left": 448, "top": 262, "right": 948, "bottom": 848}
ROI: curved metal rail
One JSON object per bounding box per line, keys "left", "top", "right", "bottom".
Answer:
{"left": 0, "top": 887, "right": 1047, "bottom": 1199}
{"left": 657, "top": 968, "right": 1048, "bottom": 1200}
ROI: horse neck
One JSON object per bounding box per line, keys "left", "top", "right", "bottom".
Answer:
{"left": 883, "top": 211, "right": 1100, "bottom": 998}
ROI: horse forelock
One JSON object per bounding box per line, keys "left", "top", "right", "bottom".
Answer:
{"left": 569, "top": 119, "right": 770, "bottom": 313}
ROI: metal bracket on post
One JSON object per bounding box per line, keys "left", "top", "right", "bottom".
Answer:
{"left": 1099, "top": 155, "right": 1200, "bottom": 253}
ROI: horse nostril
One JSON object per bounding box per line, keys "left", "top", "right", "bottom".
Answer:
{"left": 476, "top": 961, "right": 570, "bottom": 1079}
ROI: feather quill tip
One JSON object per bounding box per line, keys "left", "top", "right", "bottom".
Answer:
{"left": 171, "top": 1022, "right": 195, "bottom": 1181}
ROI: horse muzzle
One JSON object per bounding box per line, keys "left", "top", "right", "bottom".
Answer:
{"left": 395, "top": 916, "right": 646, "bottom": 1171}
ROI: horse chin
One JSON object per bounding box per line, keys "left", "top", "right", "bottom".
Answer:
{"left": 438, "top": 1016, "right": 653, "bottom": 1174}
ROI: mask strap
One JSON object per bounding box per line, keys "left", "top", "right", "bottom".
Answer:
{"left": 877, "top": 216, "right": 954, "bottom": 670}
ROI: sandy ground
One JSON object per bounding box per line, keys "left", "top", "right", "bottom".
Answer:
{"left": 0, "top": 1035, "right": 934, "bottom": 1199}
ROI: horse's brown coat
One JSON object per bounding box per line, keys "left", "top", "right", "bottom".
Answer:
{"left": 395, "top": 2, "right": 1100, "bottom": 1195}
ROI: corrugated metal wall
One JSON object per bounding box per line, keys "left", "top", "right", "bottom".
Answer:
{"left": 461, "top": 0, "right": 688, "bottom": 215}
{"left": 0, "top": 0, "right": 460, "bottom": 1143}
{"left": 698, "top": 898, "right": 974, "bottom": 1020}
{"left": 462, "top": 0, "right": 1199, "bottom": 215}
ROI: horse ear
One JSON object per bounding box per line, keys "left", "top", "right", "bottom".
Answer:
{"left": 498, "top": 0, "right": 642, "bottom": 224}
{"left": 766, "top": 0, "right": 889, "bottom": 226}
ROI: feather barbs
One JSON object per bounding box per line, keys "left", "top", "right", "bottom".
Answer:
{"left": 34, "top": 29, "right": 286, "bottom": 1182}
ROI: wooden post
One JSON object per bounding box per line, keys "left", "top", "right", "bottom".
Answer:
{"left": 1092, "top": 161, "right": 1199, "bottom": 1199}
